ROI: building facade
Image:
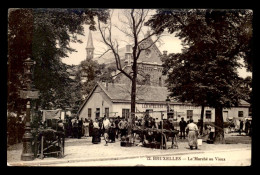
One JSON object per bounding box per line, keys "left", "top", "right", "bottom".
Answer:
{"left": 78, "top": 82, "right": 250, "bottom": 125}
{"left": 77, "top": 31, "right": 250, "bottom": 126}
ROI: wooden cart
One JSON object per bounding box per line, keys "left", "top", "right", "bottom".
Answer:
{"left": 37, "top": 129, "right": 65, "bottom": 159}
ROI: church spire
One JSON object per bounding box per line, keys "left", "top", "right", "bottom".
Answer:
{"left": 86, "top": 30, "right": 94, "bottom": 60}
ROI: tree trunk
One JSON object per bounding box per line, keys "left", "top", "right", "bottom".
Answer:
{"left": 214, "top": 106, "right": 225, "bottom": 144}
{"left": 200, "top": 105, "right": 205, "bottom": 135}
{"left": 129, "top": 61, "right": 137, "bottom": 136}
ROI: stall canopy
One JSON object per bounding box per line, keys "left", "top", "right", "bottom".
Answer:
{"left": 42, "top": 110, "right": 61, "bottom": 121}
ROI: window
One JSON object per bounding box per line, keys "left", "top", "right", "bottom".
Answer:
{"left": 122, "top": 109, "right": 130, "bottom": 119}
{"left": 205, "top": 110, "right": 212, "bottom": 119}
{"left": 88, "top": 108, "right": 92, "bottom": 118}
{"left": 159, "top": 77, "right": 162, "bottom": 86}
{"left": 96, "top": 108, "right": 100, "bottom": 118}
{"left": 145, "top": 74, "right": 150, "bottom": 85}
{"left": 145, "top": 49, "right": 151, "bottom": 57}
{"left": 187, "top": 110, "right": 193, "bottom": 119}
{"left": 238, "top": 111, "right": 244, "bottom": 117}
{"left": 105, "top": 108, "right": 109, "bottom": 118}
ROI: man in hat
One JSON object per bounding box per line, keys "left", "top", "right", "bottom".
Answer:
{"left": 179, "top": 117, "right": 187, "bottom": 139}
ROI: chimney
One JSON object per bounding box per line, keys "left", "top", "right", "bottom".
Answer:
{"left": 163, "top": 50, "right": 168, "bottom": 56}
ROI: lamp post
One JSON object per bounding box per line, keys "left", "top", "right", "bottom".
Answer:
{"left": 20, "top": 58, "right": 39, "bottom": 161}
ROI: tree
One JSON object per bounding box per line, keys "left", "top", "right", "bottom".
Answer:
{"left": 69, "top": 58, "right": 116, "bottom": 113}
{"left": 146, "top": 9, "right": 252, "bottom": 143}
{"left": 97, "top": 9, "right": 162, "bottom": 135}
{"left": 8, "top": 8, "right": 109, "bottom": 113}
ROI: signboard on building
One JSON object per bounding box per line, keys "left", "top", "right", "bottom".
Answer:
{"left": 20, "top": 90, "right": 39, "bottom": 99}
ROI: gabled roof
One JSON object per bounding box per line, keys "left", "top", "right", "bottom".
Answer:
{"left": 237, "top": 99, "right": 250, "bottom": 107}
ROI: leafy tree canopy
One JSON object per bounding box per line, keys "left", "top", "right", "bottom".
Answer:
{"left": 8, "top": 8, "right": 109, "bottom": 112}
{"left": 147, "top": 9, "right": 252, "bottom": 108}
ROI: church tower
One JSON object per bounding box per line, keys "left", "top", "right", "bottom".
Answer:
{"left": 86, "top": 30, "right": 94, "bottom": 60}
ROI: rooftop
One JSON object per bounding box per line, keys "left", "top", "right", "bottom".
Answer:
{"left": 98, "top": 82, "right": 172, "bottom": 103}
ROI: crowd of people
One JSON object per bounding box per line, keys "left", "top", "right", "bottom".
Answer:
{"left": 62, "top": 114, "right": 177, "bottom": 147}
{"left": 7, "top": 110, "right": 252, "bottom": 151}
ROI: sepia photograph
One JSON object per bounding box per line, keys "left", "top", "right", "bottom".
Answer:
{"left": 7, "top": 8, "right": 253, "bottom": 166}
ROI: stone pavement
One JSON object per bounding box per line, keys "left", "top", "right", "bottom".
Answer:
{"left": 7, "top": 133, "right": 251, "bottom": 166}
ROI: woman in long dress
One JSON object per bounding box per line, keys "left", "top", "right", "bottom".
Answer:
{"left": 89, "top": 119, "right": 93, "bottom": 137}
{"left": 186, "top": 119, "right": 199, "bottom": 150}
{"left": 92, "top": 118, "right": 101, "bottom": 144}
{"left": 109, "top": 118, "right": 116, "bottom": 143}
{"left": 83, "top": 119, "right": 89, "bottom": 137}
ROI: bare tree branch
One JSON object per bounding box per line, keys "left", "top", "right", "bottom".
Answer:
{"left": 98, "top": 48, "right": 111, "bottom": 58}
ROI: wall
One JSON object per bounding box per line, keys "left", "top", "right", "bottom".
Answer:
{"left": 222, "top": 107, "right": 249, "bottom": 120}
{"left": 79, "top": 86, "right": 113, "bottom": 121}
{"left": 114, "top": 64, "right": 167, "bottom": 87}
{"left": 111, "top": 102, "right": 249, "bottom": 124}
{"left": 79, "top": 86, "right": 249, "bottom": 125}
{"left": 173, "top": 105, "right": 215, "bottom": 123}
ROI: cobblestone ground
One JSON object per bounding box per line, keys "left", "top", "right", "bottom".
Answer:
{"left": 7, "top": 133, "right": 252, "bottom": 165}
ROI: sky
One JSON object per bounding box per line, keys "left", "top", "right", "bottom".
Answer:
{"left": 61, "top": 9, "right": 251, "bottom": 78}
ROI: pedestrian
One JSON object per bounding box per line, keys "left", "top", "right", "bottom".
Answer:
{"left": 146, "top": 117, "right": 153, "bottom": 128}
{"left": 179, "top": 117, "right": 187, "bottom": 139}
{"left": 245, "top": 119, "right": 250, "bottom": 135}
{"left": 151, "top": 118, "right": 158, "bottom": 129}
{"left": 83, "top": 118, "right": 90, "bottom": 137}
{"left": 114, "top": 116, "right": 120, "bottom": 139}
{"left": 99, "top": 118, "right": 103, "bottom": 137}
{"left": 89, "top": 119, "right": 93, "bottom": 137}
{"left": 77, "top": 118, "right": 83, "bottom": 139}
{"left": 109, "top": 118, "right": 116, "bottom": 143}
{"left": 118, "top": 118, "right": 128, "bottom": 139}
{"left": 239, "top": 120, "right": 244, "bottom": 135}
{"left": 72, "top": 117, "right": 78, "bottom": 138}
{"left": 67, "top": 118, "right": 73, "bottom": 138}
{"left": 102, "top": 115, "right": 111, "bottom": 146}
{"left": 92, "top": 118, "right": 101, "bottom": 144}
{"left": 186, "top": 119, "right": 199, "bottom": 150}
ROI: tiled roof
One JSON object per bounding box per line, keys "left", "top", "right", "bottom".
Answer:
{"left": 97, "top": 82, "right": 251, "bottom": 106}
{"left": 78, "top": 82, "right": 250, "bottom": 115}
{"left": 98, "top": 82, "right": 172, "bottom": 103}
